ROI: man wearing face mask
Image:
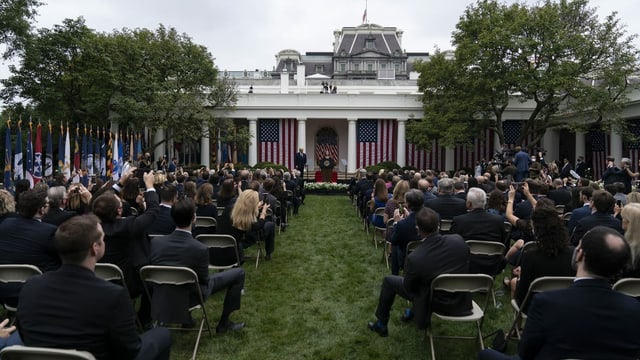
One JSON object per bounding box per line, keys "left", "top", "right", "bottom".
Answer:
{"left": 480, "top": 226, "right": 640, "bottom": 360}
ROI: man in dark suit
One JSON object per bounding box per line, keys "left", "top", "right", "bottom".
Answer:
{"left": 571, "top": 190, "right": 622, "bottom": 245}
{"left": 451, "top": 187, "right": 504, "bottom": 243}
{"left": 418, "top": 179, "right": 437, "bottom": 205}
{"left": 149, "top": 198, "right": 245, "bottom": 334}
{"left": 93, "top": 170, "right": 159, "bottom": 326}
{"left": 367, "top": 207, "right": 471, "bottom": 337}
{"left": 424, "top": 178, "right": 467, "bottom": 220}
{"left": 513, "top": 146, "right": 530, "bottom": 182}
{"left": 0, "top": 189, "right": 60, "bottom": 306}
{"left": 388, "top": 189, "right": 424, "bottom": 276}
{"left": 567, "top": 187, "right": 593, "bottom": 236}
{"left": 547, "top": 178, "right": 571, "bottom": 208}
{"left": 42, "top": 185, "right": 78, "bottom": 226}
{"left": 479, "top": 226, "right": 640, "bottom": 360}
{"left": 147, "top": 184, "right": 177, "bottom": 235}
{"left": 294, "top": 147, "right": 307, "bottom": 179}
{"left": 559, "top": 158, "right": 572, "bottom": 179}
{"left": 17, "top": 215, "right": 171, "bottom": 360}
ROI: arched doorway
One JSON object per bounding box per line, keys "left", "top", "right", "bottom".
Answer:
{"left": 315, "top": 127, "right": 338, "bottom": 168}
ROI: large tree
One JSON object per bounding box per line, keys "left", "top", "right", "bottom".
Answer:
{"left": 1, "top": 19, "right": 242, "bottom": 156}
{"left": 0, "top": 0, "right": 41, "bottom": 59}
{"left": 408, "top": 0, "right": 639, "bottom": 150}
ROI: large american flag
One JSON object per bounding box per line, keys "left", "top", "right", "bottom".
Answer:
{"left": 258, "top": 118, "right": 297, "bottom": 170}
{"left": 589, "top": 128, "right": 609, "bottom": 180}
{"left": 315, "top": 127, "right": 338, "bottom": 165}
{"left": 454, "top": 128, "right": 496, "bottom": 171}
{"left": 626, "top": 121, "right": 640, "bottom": 172}
{"left": 406, "top": 140, "right": 445, "bottom": 171}
{"left": 502, "top": 120, "right": 537, "bottom": 148}
{"left": 357, "top": 119, "right": 396, "bottom": 168}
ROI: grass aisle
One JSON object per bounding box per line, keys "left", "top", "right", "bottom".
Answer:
{"left": 171, "top": 195, "right": 514, "bottom": 359}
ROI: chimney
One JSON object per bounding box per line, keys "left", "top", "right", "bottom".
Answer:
{"left": 280, "top": 69, "right": 289, "bottom": 94}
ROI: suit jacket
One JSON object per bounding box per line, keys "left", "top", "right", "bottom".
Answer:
{"left": 17, "top": 264, "right": 141, "bottom": 360}
{"left": 149, "top": 230, "right": 210, "bottom": 294}
{"left": 404, "top": 233, "right": 471, "bottom": 329}
{"left": 42, "top": 207, "right": 77, "bottom": 227}
{"left": 560, "top": 162, "right": 572, "bottom": 178}
{"left": 0, "top": 217, "right": 59, "bottom": 272}
{"left": 451, "top": 209, "right": 505, "bottom": 243}
{"left": 147, "top": 205, "right": 176, "bottom": 235}
{"left": 100, "top": 190, "right": 159, "bottom": 293}
{"left": 294, "top": 152, "right": 306, "bottom": 171}
{"left": 548, "top": 188, "right": 572, "bottom": 207}
{"left": 514, "top": 150, "right": 530, "bottom": 172}
{"left": 567, "top": 204, "right": 592, "bottom": 236}
{"left": 571, "top": 211, "right": 623, "bottom": 245}
{"left": 425, "top": 195, "right": 467, "bottom": 220}
{"left": 519, "top": 279, "right": 640, "bottom": 360}
{"left": 390, "top": 212, "right": 420, "bottom": 254}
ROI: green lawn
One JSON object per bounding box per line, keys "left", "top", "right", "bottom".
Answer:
{"left": 170, "top": 195, "right": 517, "bottom": 359}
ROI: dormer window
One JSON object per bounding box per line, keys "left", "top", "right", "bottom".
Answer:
{"left": 366, "top": 39, "right": 375, "bottom": 49}
{"left": 315, "top": 65, "right": 325, "bottom": 73}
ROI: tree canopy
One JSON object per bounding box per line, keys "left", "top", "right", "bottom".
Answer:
{"left": 408, "top": 0, "right": 640, "bottom": 150}
{"left": 0, "top": 0, "right": 41, "bottom": 59}
{"left": 0, "top": 17, "right": 242, "bottom": 155}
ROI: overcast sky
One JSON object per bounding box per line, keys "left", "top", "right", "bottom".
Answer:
{"left": 3, "top": 0, "right": 639, "bottom": 74}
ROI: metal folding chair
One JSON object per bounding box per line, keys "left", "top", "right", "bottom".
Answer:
{"left": 139, "top": 265, "right": 212, "bottom": 360}
{"left": 613, "top": 278, "right": 640, "bottom": 298}
{"left": 466, "top": 240, "right": 507, "bottom": 306}
{"left": 0, "top": 345, "right": 96, "bottom": 360}
{"left": 0, "top": 265, "right": 42, "bottom": 322}
{"left": 427, "top": 274, "right": 494, "bottom": 360}
{"left": 196, "top": 234, "right": 241, "bottom": 271}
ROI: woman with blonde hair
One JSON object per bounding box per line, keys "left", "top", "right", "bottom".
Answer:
{"left": 384, "top": 180, "right": 409, "bottom": 225}
{"left": 227, "top": 189, "right": 276, "bottom": 261}
{"left": 621, "top": 203, "right": 640, "bottom": 277}
{"left": 0, "top": 189, "right": 16, "bottom": 223}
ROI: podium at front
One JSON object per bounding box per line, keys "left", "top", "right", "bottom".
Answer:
{"left": 319, "top": 157, "right": 335, "bottom": 183}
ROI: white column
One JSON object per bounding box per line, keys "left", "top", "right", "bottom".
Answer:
{"left": 575, "top": 131, "right": 585, "bottom": 161}
{"left": 611, "top": 126, "right": 623, "bottom": 161}
{"left": 153, "top": 129, "right": 165, "bottom": 161}
{"left": 280, "top": 70, "right": 289, "bottom": 94}
{"left": 445, "top": 147, "right": 455, "bottom": 172}
{"left": 396, "top": 119, "right": 406, "bottom": 167}
{"left": 297, "top": 117, "right": 307, "bottom": 153}
{"left": 347, "top": 118, "right": 357, "bottom": 173}
{"left": 200, "top": 125, "right": 210, "bottom": 167}
{"left": 541, "top": 129, "right": 559, "bottom": 163}
{"left": 248, "top": 118, "right": 258, "bottom": 166}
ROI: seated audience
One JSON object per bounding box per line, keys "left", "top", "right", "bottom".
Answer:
{"left": 17, "top": 215, "right": 171, "bottom": 360}
{"left": 424, "top": 178, "right": 467, "bottom": 220}
{"left": 42, "top": 185, "right": 78, "bottom": 226}
{"left": 367, "top": 207, "right": 471, "bottom": 337}
{"left": 479, "top": 226, "right": 640, "bottom": 359}
{"left": 388, "top": 189, "right": 424, "bottom": 275}
{"left": 451, "top": 187, "right": 505, "bottom": 243}
{"left": 370, "top": 178, "right": 390, "bottom": 228}
{"left": 571, "top": 190, "right": 623, "bottom": 245}
{"left": 0, "top": 189, "right": 16, "bottom": 223}
{"left": 149, "top": 198, "right": 245, "bottom": 333}
{"left": 147, "top": 184, "right": 178, "bottom": 235}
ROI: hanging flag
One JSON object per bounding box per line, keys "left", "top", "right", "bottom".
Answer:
{"left": 13, "top": 120, "right": 23, "bottom": 181}
{"left": 117, "top": 131, "right": 124, "bottom": 175}
{"left": 100, "top": 129, "right": 106, "bottom": 179}
{"left": 25, "top": 121, "right": 33, "bottom": 187}
{"left": 45, "top": 122, "right": 53, "bottom": 177}
{"left": 111, "top": 131, "right": 119, "bottom": 181}
{"left": 4, "top": 120, "right": 12, "bottom": 189}
{"left": 106, "top": 131, "right": 113, "bottom": 178}
{"left": 94, "top": 128, "right": 100, "bottom": 176}
{"left": 129, "top": 131, "right": 134, "bottom": 164}
{"left": 362, "top": 9, "right": 367, "bottom": 23}
{"left": 356, "top": 119, "right": 397, "bottom": 168}
{"left": 87, "top": 127, "right": 94, "bottom": 176}
{"left": 58, "top": 124, "right": 64, "bottom": 174}
{"left": 258, "top": 118, "right": 297, "bottom": 170}
{"left": 135, "top": 132, "right": 142, "bottom": 161}
{"left": 81, "top": 126, "right": 87, "bottom": 171}
{"left": 73, "top": 125, "right": 80, "bottom": 173}
{"left": 33, "top": 122, "right": 42, "bottom": 184}
{"left": 64, "top": 124, "right": 71, "bottom": 179}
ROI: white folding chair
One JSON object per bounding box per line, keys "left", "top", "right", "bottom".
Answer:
{"left": 0, "top": 345, "right": 95, "bottom": 360}
{"left": 0, "top": 265, "right": 42, "bottom": 321}
{"left": 466, "top": 240, "right": 507, "bottom": 306}
{"left": 439, "top": 219, "right": 453, "bottom": 233}
{"left": 196, "top": 234, "right": 240, "bottom": 271}
{"left": 139, "top": 266, "right": 212, "bottom": 360}
{"left": 427, "top": 274, "right": 494, "bottom": 360}
{"left": 613, "top": 278, "right": 640, "bottom": 297}
{"left": 508, "top": 276, "right": 575, "bottom": 339}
